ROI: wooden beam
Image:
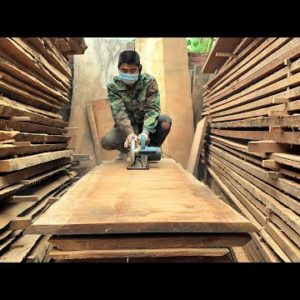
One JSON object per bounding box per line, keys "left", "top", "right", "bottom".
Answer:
{"left": 248, "top": 141, "right": 289, "bottom": 153}
{"left": 186, "top": 117, "right": 208, "bottom": 176}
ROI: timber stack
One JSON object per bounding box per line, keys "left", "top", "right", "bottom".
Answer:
{"left": 202, "top": 38, "right": 300, "bottom": 262}
{"left": 0, "top": 38, "right": 87, "bottom": 262}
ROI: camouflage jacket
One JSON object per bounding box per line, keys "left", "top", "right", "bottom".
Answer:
{"left": 107, "top": 73, "right": 161, "bottom": 136}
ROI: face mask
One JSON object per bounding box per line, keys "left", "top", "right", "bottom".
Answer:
{"left": 119, "top": 72, "right": 139, "bottom": 85}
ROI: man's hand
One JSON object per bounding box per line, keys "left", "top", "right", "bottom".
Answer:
{"left": 124, "top": 133, "right": 138, "bottom": 148}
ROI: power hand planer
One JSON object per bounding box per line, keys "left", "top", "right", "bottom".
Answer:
{"left": 127, "top": 134, "right": 161, "bottom": 170}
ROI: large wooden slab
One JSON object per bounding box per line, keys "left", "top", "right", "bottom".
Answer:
{"left": 202, "top": 38, "right": 243, "bottom": 73}
{"left": 135, "top": 38, "right": 194, "bottom": 169}
{"left": 29, "top": 158, "right": 255, "bottom": 235}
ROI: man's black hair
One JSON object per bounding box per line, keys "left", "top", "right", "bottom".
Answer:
{"left": 118, "top": 50, "right": 140, "bottom": 68}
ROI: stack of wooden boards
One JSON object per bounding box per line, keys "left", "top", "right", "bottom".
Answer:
{"left": 0, "top": 38, "right": 87, "bottom": 262}
{"left": 28, "top": 159, "right": 256, "bottom": 262}
{"left": 202, "top": 38, "right": 300, "bottom": 262}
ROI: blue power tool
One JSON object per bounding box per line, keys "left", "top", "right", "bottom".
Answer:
{"left": 127, "top": 134, "right": 161, "bottom": 170}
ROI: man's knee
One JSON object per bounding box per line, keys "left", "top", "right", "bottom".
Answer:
{"left": 158, "top": 114, "right": 172, "bottom": 130}
{"left": 101, "top": 135, "right": 114, "bottom": 150}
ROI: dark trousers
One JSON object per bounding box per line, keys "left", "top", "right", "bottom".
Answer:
{"left": 101, "top": 114, "right": 172, "bottom": 153}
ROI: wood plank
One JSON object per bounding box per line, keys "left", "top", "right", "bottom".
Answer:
{"left": 0, "top": 150, "right": 73, "bottom": 172}
{"left": 211, "top": 93, "right": 300, "bottom": 124}
{"left": 212, "top": 129, "right": 300, "bottom": 145}
{"left": 206, "top": 166, "right": 262, "bottom": 231}
{"left": 264, "top": 221, "right": 300, "bottom": 262}
{"left": 28, "top": 159, "right": 255, "bottom": 235}
{"left": 0, "top": 164, "right": 72, "bottom": 200}
{"left": 270, "top": 213, "right": 300, "bottom": 248}
{"left": 86, "top": 102, "right": 102, "bottom": 164}
{"left": 13, "top": 133, "right": 70, "bottom": 144}
{"left": 186, "top": 117, "right": 208, "bottom": 177}
{"left": 208, "top": 38, "right": 264, "bottom": 88}
{"left": 0, "top": 96, "right": 67, "bottom": 128}
{"left": 0, "top": 54, "right": 68, "bottom": 102}
{"left": 208, "top": 159, "right": 291, "bottom": 262}
{"left": 248, "top": 140, "right": 291, "bottom": 153}
{"left": 210, "top": 115, "right": 300, "bottom": 129}
{"left": 251, "top": 232, "right": 281, "bottom": 262}
{"left": 0, "top": 143, "right": 68, "bottom": 159}
{"left": 49, "top": 248, "right": 230, "bottom": 261}
{"left": 271, "top": 153, "right": 300, "bottom": 169}
{"left": 208, "top": 57, "right": 300, "bottom": 114}
{"left": 90, "top": 99, "right": 119, "bottom": 161}
{"left": 24, "top": 38, "right": 72, "bottom": 78}
{"left": 49, "top": 233, "right": 251, "bottom": 251}
{"left": 0, "top": 70, "right": 65, "bottom": 107}
{"left": 0, "top": 78, "right": 61, "bottom": 112}
{"left": 207, "top": 38, "right": 294, "bottom": 103}
{"left": 0, "top": 130, "right": 19, "bottom": 141}
{"left": 0, "top": 38, "right": 70, "bottom": 91}
{"left": 0, "top": 118, "right": 65, "bottom": 135}
{"left": 208, "top": 145, "right": 300, "bottom": 222}
{"left": 202, "top": 38, "right": 243, "bottom": 73}
{"left": 26, "top": 235, "right": 50, "bottom": 262}
{"left": 0, "top": 234, "right": 41, "bottom": 262}
{"left": 0, "top": 157, "right": 71, "bottom": 190}
{"left": 231, "top": 246, "right": 252, "bottom": 263}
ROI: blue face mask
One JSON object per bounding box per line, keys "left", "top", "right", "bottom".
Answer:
{"left": 119, "top": 72, "right": 139, "bottom": 85}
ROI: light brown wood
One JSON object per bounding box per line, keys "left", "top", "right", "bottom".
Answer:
{"left": 49, "top": 247, "right": 230, "bottom": 261}
{"left": 0, "top": 234, "right": 41, "bottom": 262}
{"left": 90, "top": 99, "right": 118, "bottom": 161}
{"left": 49, "top": 233, "right": 251, "bottom": 251}
{"left": 186, "top": 117, "right": 208, "bottom": 177}
{"left": 86, "top": 102, "right": 102, "bottom": 164}
{"left": 28, "top": 159, "right": 255, "bottom": 235}
{"left": 248, "top": 141, "right": 289, "bottom": 153}
{"left": 0, "top": 150, "right": 73, "bottom": 172}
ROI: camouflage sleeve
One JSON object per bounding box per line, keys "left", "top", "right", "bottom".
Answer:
{"left": 107, "top": 83, "right": 134, "bottom": 136}
{"left": 143, "top": 79, "right": 161, "bottom": 134}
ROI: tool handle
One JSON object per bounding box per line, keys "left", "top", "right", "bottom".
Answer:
{"left": 140, "top": 134, "right": 146, "bottom": 149}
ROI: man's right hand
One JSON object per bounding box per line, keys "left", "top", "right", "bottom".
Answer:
{"left": 124, "top": 133, "right": 138, "bottom": 148}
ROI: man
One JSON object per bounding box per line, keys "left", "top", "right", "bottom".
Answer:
{"left": 101, "top": 50, "right": 172, "bottom": 159}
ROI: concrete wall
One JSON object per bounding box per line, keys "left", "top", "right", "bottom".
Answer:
{"left": 68, "top": 38, "right": 133, "bottom": 171}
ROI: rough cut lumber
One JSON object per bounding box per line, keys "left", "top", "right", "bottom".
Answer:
{"left": 0, "top": 143, "right": 68, "bottom": 159}
{"left": 271, "top": 153, "right": 300, "bottom": 169}
{"left": 211, "top": 128, "right": 300, "bottom": 146}
{"left": 0, "top": 164, "right": 72, "bottom": 200}
{"left": 0, "top": 130, "right": 19, "bottom": 141}
{"left": 0, "top": 118, "right": 65, "bottom": 135}
{"left": 0, "top": 234, "right": 41, "bottom": 262}
{"left": 186, "top": 117, "right": 208, "bottom": 177}
{"left": 0, "top": 38, "right": 70, "bottom": 92}
{"left": 203, "top": 38, "right": 242, "bottom": 73}
{"left": 0, "top": 96, "right": 66, "bottom": 128}
{"left": 0, "top": 150, "right": 73, "bottom": 172}
{"left": 86, "top": 102, "right": 102, "bottom": 164}
{"left": 49, "top": 248, "right": 230, "bottom": 262}
{"left": 208, "top": 145, "right": 300, "bottom": 215}
{"left": 28, "top": 159, "right": 255, "bottom": 235}
{"left": 210, "top": 115, "right": 300, "bottom": 129}
{"left": 89, "top": 99, "right": 119, "bottom": 161}
{"left": 0, "top": 54, "right": 69, "bottom": 102}
{"left": 0, "top": 157, "right": 71, "bottom": 190}
{"left": 248, "top": 141, "right": 291, "bottom": 153}
{"left": 26, "top": 235, "right": 51, "bottom": 262}
{"left": 24, "top": 38, "right": 72, "bottom": 78}
{"left": 49, "top": 233, "right": 251, "bottom": 251}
